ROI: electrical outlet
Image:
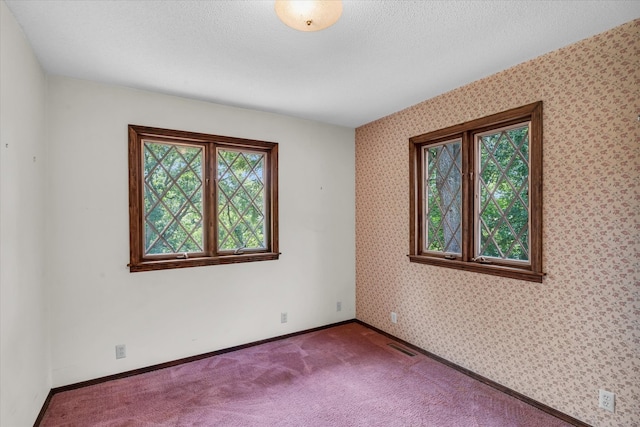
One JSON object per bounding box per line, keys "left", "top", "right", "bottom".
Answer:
{"left": 336, "top": 301, "right": 342, "bottom": 312}
{"left": 391, "top": 312, "right": 397, "bottom": 324}
{"left": 599, "top": 389, "right": 615, "bottom": 412}
{"left": 281, "top": 312, "right": 288, "bottom": 323}
{"left": 115, "top": 344, "right": 126, "bottom": 359}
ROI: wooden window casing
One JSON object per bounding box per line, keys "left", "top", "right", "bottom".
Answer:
{"left": 128, "top": 125, "right": 279, "bottom": 272}
{"left": 409, "top": 102, "right": 543, "bottom": 282}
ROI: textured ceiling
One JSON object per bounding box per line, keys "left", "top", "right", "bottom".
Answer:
{"left": 5, "top": 1, "right": 639, "bottom": 128}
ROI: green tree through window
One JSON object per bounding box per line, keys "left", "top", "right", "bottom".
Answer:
{"left": 217, "top": 149, "right": 266, "bottom": 251}
{"left": 477, "top": 125, "right": 530, "bottom": 261}
{"left": 144, "top": 142, "right": 204, "bottom": 255}
{"left": 425, "top": 140, "right": 462, "bottom": 254}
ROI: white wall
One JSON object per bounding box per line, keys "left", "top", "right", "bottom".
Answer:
{"left": 46, "top": 76, "right": 355, "bottom": 387}
{"left": 0, "top": 1, "right": 51, "bottom": 425}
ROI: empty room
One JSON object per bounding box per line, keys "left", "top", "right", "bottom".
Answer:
{"left": 1, "top": 1, "right": 638, "bottom": 426}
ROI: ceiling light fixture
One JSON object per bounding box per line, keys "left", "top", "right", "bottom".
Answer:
{"left": 275, "top": 0, "right": 343, "bottom": 32}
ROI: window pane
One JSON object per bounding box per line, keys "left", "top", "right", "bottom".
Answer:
{"left": 477, "top": 124, "right": 530, "bottom": 262}
{"left": 423, "top": 140, "right": 462, "bottom": 254}
{"left": 143, "top": 141, "right": 204, "bottom": 255}
{"left": 217, "top": 149, "right": 266, "bottom": 251}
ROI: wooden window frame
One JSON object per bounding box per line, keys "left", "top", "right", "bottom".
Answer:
{"left": 128, "top": 125, "right": 279, "bottom": 272}
{"left": 409, "top": 102, "right": 544, "bottom": 282}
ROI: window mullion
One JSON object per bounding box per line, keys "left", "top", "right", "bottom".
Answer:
{"left": 461, "top": 131, "right": 474, "bottom": 262}
{"left": 207, "top": 144, "right": 217, "bottom": 257}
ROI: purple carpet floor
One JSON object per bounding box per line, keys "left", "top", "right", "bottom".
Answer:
{"left": 40, "top": 323, "right": 574, "bottom": 426}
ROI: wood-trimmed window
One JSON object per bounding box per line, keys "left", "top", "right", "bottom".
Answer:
{"left": 128, "top": 125, "right": 279, "bottom": 272}
{"left": 409, "top": 102, "right": 543, "bottom": 282}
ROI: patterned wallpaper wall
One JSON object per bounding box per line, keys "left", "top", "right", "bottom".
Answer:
{"left": 355, "top": 20, "right": 639, "bottom": 427}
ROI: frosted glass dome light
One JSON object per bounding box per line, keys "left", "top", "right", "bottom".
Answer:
{"left": 275, "top": 0, "right": 343, "bottom": 32}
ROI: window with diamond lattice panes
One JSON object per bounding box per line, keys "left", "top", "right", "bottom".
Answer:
{"left": 128, "top": 125, "right": 279, "bottom": 272}
{"left": 143, "top": 142, "right": 205, "bottom": 256}
{"left": 217, "top": 149, "right": 266, "bottom": 252}
{"left": 409, "top": 102, "right": 543, "bottom": 282}
{"left": 423, "top": 139, "right": 462, "bottom": 254}
{"left": 477, "top": 124, "right": 530, "bottom": 262}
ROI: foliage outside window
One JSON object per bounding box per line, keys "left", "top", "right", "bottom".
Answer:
{"left": 409, "top": 102, "right": 543, "bottom": 282}
{"left": 128, "top": 125, "right": 279, "bottom": 272}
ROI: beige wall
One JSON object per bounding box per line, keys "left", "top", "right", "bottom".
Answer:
{"left": 0, "top": 1, "right": 51, "bottom": 425}
{"left": 45, "top": 76, "right": 355, "bottom": 387}
{"left": 355, "top": 19, "right": 639, "bottom": 427}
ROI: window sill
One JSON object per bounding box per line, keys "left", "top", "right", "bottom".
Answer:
{"left": 129, "top": 252, "right": 280, "bottom": 273}
{"left": 408, "top": 255, "right": 544, "bottom": 283}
